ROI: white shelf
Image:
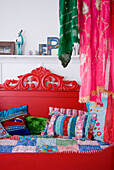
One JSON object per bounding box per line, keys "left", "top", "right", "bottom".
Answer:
{"left": 0, "top": 55, "right": 56, "bottom": 58}
{"left": 0, "top": 55, "right": 79, "bottom": 58}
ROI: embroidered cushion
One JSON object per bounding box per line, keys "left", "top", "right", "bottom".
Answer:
{"left": 0, "top": 105, "right": 28, "bottom": 122}
{"left": 0, "top": 105, "right": 30, "bottom": 135}
{"left": 2, "top": 117, "right": 30, "bottom": 135}
{"left": 0, "top": 122, "right": 10, "bottom": 138}
{"left": 25, "top": 116, "right": 47, "bottom": 134}
{"left": 86, "top": 98, "right": 107, "bottom": 141}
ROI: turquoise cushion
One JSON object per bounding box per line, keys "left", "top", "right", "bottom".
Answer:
{"left": 0, "top": 105, "right": 30, "bottom": 135}
{"left": 0, "top": 105, "right": 28, "bottom": 122}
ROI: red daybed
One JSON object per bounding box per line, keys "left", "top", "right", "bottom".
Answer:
{"left": 0, "top": 67, "right": 113, "bottom": 170}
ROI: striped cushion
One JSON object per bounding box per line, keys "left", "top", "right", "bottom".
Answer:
{"left": 47, "top": 112, "right": 96, "bottom": 140}
{"left": 49, "top": 107, "right": 87, "bottom": 116}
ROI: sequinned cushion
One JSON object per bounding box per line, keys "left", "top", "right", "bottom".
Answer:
{"left": 0, "top": 105, "right": 30, "bottom": 135}
{"left": 25, "top": 116, "right": 47, "bottom": 134}
{"left": 0, "top": 122, "right": 10, "bottom": 138}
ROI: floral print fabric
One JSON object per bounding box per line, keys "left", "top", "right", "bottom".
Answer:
{"left": 0, "top": 123, "right": 10, "bottom": 138}
{"left": 47, "top": 113, "right": 60, "bottom": 136}
{"left": 86, "top": 98, "right": 107, "bottom": 141}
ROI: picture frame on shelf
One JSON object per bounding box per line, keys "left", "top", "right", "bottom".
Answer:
{"left": 0, "top": 42, "right": 15, "bottom": 55}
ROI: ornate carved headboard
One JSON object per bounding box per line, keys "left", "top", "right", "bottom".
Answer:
{"left": 0, "top": 67, "right": 80, "bottom": 91}
{"left": 0, "top": 67, "right": 86, "bottom": 117}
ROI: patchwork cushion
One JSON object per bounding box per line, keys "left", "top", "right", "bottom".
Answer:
{"left": 25, "top": 116, "right": 47, "bottom": 134}
{"left": 0, "top": 105, "right": 30, "bottom": 135}
{"left": 0, "top": 122, "right": 10, "bottom": 138}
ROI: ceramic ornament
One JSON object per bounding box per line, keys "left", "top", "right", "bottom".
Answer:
{"left": 16, "top": 30, "right": 24, "bottom": 55}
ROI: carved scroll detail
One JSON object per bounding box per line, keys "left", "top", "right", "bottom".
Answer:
{"left": 0, "top": 67, "right": 80, "bottom": 91}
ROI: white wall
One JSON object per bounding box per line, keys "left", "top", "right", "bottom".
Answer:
{"left": 0, "top": 57, "right": 81, "bottom": 84}
{"left": 0, "top": 0, "right": 81, "bottom": 83}
{"left": 0, "top": 0, "right": 59, "bottom": 55}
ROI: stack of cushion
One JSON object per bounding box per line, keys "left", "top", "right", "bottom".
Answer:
{"left": 0, "top": 104, "right": 99, "bottom": 141}
{"left": 0, "top": 105, "right": 48, "bottom": 138}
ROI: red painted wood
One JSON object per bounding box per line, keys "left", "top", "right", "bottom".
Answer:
{"left": 0, "top": 67, "right": 113, "bottom": 170}
{"left": 0, "top": 90, "right": 86, "bottom": 117}
{"left": 0, "top": 67, "right": 86, "bottom": 115}
{"left": 0, "top": 146, "right": 114, "bottom": 170}
{"left": 0, "top": 67, "right": 80, "bottom": 91}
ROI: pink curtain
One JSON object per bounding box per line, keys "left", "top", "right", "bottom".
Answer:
{"left": 112, "top": 0, "right": 114, "bottom": 46}
{"left": 103, "top": 95, "right": 114, "bottom": 145}
{"left": 103, "top": 0, "right": 114, "bottom": 145}
{"left": 78, "top": 0, "right": 114, "bottom": 104}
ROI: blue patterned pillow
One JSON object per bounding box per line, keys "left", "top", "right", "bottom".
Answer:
{"left": 0, "top": 123, "right": 10, "bottom": 138}
{"left": 86, "top": 98, "right": 107, "bottom": 141}
{"left": 0, "top": 105, "right": 30, "bottom": 135}
{"left": 0, "top": 105, "right": 28, "bottom": 122}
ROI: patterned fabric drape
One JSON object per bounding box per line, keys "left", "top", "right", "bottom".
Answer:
{"left": 103, "top": 0, "right": 114, "bottom": 145}
{"left": 78, "top": 0, "right": 114, "bottom": 104}
{"left": 112, "top": 0, "right": 114, "bottom": 46}
{"left": 58, "top": 0, "right": 79, "bottom": 67}
{"left": 103, "top": 95, "right": 114, "bottom": 145}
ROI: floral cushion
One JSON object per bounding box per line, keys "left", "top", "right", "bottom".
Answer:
{"left": 0, "top": 123, "right": 10, "bottom": 138}
{"left": 86, "top": 98, "right": 107, "bottom": 141}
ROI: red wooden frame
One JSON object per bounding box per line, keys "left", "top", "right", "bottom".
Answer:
{"left": 0, "top": 67, "right": 113, "bottom": 170}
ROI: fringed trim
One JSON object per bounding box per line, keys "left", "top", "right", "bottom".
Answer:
{"left": 79, "top": 86, "right": 114, "bottom": 103}
{"left": 79, "top": 96, "right": 90, "bottom": 103}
